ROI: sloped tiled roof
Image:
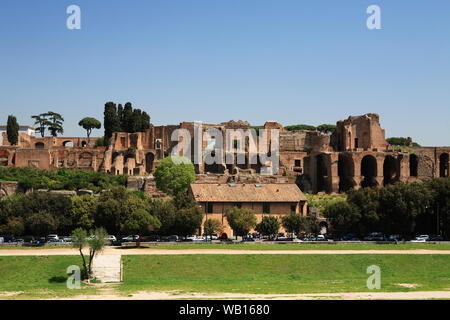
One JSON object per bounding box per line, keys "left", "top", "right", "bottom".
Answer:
{"left": 190, "top": 183, "right": 306, "bottom": 203}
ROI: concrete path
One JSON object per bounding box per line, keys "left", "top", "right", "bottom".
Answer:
{"left": 1, "top": 248, "right": 450, "bottom": 256}
{"left": 91, "top": 255, "right": 122, "bottom": 283}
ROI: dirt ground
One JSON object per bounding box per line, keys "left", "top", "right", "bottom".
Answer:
{"left": 1, "top": 248, "right": 450, "bottom": 256}
{"left": 48, "top": 290, "right": 450, "bottom": 300}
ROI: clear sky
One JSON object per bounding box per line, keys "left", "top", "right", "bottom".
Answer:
{"left": 0, "top": 0, "right": 449, "bottom": 146}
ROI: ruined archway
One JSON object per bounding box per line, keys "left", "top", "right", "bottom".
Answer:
{"left": 35, "top": 142, "right": 45, "bottom": 149}
{"left": 410, "top": 154, "right": 418, "bottom": 177}
{"left": 440, "top": 153, "right": 449, "bottom": 178}
{"left": 361, "top": 155, "right": 377, "bottom": 188}
{"left": 338, "top": 153, "right": 355, "bottom": 192}
{"left": 316, "top": 154, "right": 329, "bottom": 193}
{"left": 383, "top": 155, "right": 400, "bottom": 186}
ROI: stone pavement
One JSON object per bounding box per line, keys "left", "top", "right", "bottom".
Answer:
{"left": 91, "top": 254, "right": 122, "bottom": 283}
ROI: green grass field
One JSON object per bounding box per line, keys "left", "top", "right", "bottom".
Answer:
{"left": 120, "top": 242, "right": 450, "bottom": 251}
{"left": 1, "top": 254, "right": 450, "bottom": 299}
{"left": 0, "top": 256, "right": 98, "bottom": 299}
{"left": 121, "top": 254, "right": 450, "bottom": 294}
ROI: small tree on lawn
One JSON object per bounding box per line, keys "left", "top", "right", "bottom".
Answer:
{"left": 78, "top": 117, "right": 102, "bottom": 142}
{"left": 225, "top": 207, "right": 256, "bottom": 240}
{"left": 71, "top": 228, "right": 89, "bottom": 279}
{"left": 255, "top": 216, "right": 280, "bottom": 240}
{"left": 72, "top": 227, "right": 108, "bottom": 280}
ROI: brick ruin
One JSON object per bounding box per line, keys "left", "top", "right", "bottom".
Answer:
{"left": 0, "top": 113, "right": 449, "bottom": 194}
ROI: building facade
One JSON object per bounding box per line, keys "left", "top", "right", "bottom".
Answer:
{"left": 189, "top": 183, "right": 308, "bottom": 237}
{"left": 0, "top": 114, "right": 448, "bottom": 194}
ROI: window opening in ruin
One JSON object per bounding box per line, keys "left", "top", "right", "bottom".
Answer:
{"left": 440, "top": 153, "right": 449, "bottom": 178}
{"left": 410, "top": 154, "right": 418, "bottom": 177}
{"left": 361, "top": 155, "right": 378, "bottom": 188}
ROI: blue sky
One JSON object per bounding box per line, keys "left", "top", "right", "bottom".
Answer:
{"left": 0, "top": 0, "right": 449, "bottom": 146}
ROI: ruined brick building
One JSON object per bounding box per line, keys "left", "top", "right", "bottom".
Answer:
{"left": 1, "top": 113, "right": 449, "bottom": 194}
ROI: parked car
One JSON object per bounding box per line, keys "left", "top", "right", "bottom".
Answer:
{"left": 316, "top": 235, "right": 326, "bottom": 241}
{"left": 0, "top": 237, "right": 4, "bottom": 244}
{"left": 364, "top": 232, "right": 385, "bottom": 241}
{"left": 184, "top": 235, "right": 196, "bottom": 242}
{"left": 0, "top": 235, "right": 15, "bottom": 243}
{"left": 162, "top": 235, "right": 179, "bottom": 242}
{"left": 387, "top": 235, "right": 399, "bottom": 242}
{"left": 23, "top": 235, "right": 35, "bottom": 243}
{"left": 202, "top": 233, "right": 218, "bottom": 240}
{"left": 121, "top": 235, "right": 139, "bottom": 242}
{"left": 147, "top": 234, "right": 160, "bottom": 242}
{"left": 414, "top": 235, "right": 430, "bottom": 241}
{"left": 106, "top": 235, "right": 117, "bottom": 242}
{"left": 63, "top": 236, "right": 73, "bottom": 243}
{"left": 46, "top": 234, "right": 59, "bottom": 241}
{"left": 35, "top": 237, "right": 47, "bottom": 245}
{"left": 430, "top": 235, "right": 444, "bottom": 241}
{"left": 341, "top": 233, "right": 359, "bottom": 241}
{"left": 411, "top": 238, "right": 426, "bottom": 243}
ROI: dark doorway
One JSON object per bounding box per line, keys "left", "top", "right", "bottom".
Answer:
{"left": 383, "top": 155, "right": 400, "bottom": 186}
{"left": 35, "top": 142, "right": 45, "bottom": 149}
{"left": 361, "top": 155, "right": 378, "bottom": 188}
{"left": 338, "top": 154, "right": 355, "bottom": 192}
{"left": 440, "top": 153, "right": 449, "bottom": 177}
{"left": 146, "top": 153, "right": 155, "bottom": 174}
{"left": 410, "top": 154, "right": 418, "bottom": 177}
{"left": 316, "top": 154, "right": 329, "bottom": 193}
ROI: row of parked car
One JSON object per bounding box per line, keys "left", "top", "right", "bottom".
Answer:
{"left": 339, "top": 232, "right": 445, "bottom": 242}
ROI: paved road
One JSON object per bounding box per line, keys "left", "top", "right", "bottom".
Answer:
{"left": 1, "top": 248, "right": 450, "bottom": 256}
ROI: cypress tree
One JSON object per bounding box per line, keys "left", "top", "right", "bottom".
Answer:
{"left": 7, "top": 115, "right": 19, "bottom": 145}
{"left": 103, "top": 102, "right": 120, "bottom": 146}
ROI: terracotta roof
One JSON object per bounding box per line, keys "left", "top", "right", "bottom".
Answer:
{"left": 190, "top": 183, "right": 306, "bottom": 203}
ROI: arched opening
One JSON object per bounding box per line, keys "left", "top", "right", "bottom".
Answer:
{"left": 383, "top": 155, "right": 400, "bottom": 186}
{"left": 145, "top": 153, "right": 155, "bottom": 174}
{"left": 63, "top": 141, "right": 74, "bottom": 148}
{"left": 410, "top": 154, "right": 418, "bottom": 177}
{"left": 81, "top": 141, "right": 87, "bottom": 148}
{"left": 35, "top": 142, "right": 45, "bottom": 149}
{"left": 316, "top": 154, "right": 329, "bottom": 193}
{"left": 338, "top": 154, "right": 355, "bottom": 192}
{"left": 440, "top": 153, "right": 449, "bottom": 177}
{"left": 361, "top": 155, "right": 378, "bottom": 188}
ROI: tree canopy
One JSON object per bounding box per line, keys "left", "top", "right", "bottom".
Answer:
{"left": 255, "top": 216, "right": 280, "bottom": 239}
{"left": 225, "top": 207, "right": 257, "bottom": 238}
{"left": 78, "top": 117, "right": 102, "bottom": 141}
{"left": 153, "top": 156, "right": 196, "bottom": 196}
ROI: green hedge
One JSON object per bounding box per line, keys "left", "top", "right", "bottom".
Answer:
{"left": 0, "top": 167, "right": 128, "bottom": 193}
